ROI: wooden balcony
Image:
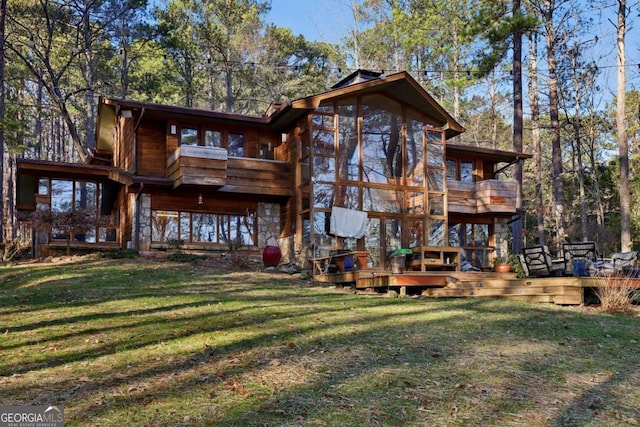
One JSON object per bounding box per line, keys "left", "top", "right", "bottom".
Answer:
{"left": 447, "top": 179, "right": 518, "bottom": 214}
{"left": 166, "top": 145, "right": 292, "bottom": 197}
{"left": 167, "top": 145, "right": 227, "bottom": 188}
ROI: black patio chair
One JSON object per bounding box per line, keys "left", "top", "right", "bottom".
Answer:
{"left": 521, "top": 245, "right": 565, "bottom": 277}
{"left": 562, "top": 241, "right": 598, "bottom": 276}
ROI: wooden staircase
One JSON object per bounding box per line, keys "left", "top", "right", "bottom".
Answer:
{"left": 419, "top": 275, "right": 584, "bottom": 305}
{"left": 315, "top": 270, "right": 588, "bottom": 305}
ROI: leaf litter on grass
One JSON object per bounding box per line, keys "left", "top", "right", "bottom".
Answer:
{"left": 2, "top": 257, "right": 640, "bottom": 426}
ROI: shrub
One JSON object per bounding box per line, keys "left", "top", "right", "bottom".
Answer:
{"left": 1, "top": 236, "right": 31, "bottom": 261}
{"left": 100, "top": 250, "right": 139, "bottom": 259}
{"left": 167, "top": 252, "right": 205, "bottom": 263}
{"left": 594, "top": 274, "right": 640, "bottom": 312}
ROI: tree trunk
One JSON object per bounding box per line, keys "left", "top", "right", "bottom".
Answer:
{"left": 225, "top": 64, "right": 234, "bottom": 112}
{"left": 528, "top": 32, "right": 545, "bottom": 245}
{"left": 544, "top": 1, "right": 566, "bottom": 251}
{"left": 511, "top": 0, "right": 524, "bottom": 255}
{"left": 617, "top": 0, "right": 630, "bottom": 251}
{"left": 82, "top": 0, "right": 96, "bottom": 151}
{"left": 0, "top": 0, "right": 6, "bottom": 244}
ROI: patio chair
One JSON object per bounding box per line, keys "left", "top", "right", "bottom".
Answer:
{"left": 521, "top": 245, "right": 565, "bottom": 277}
{"left": 517, "top": 254, "right": 529, "bottom": 278}
{"left": 612, "top": 251, "right": 639, "bottom": 275}
{"left": 589, "top": 251, "right": 639, "bottom": 276}
{"left": 562, "top": 241, "right": 598, "bottom": 276}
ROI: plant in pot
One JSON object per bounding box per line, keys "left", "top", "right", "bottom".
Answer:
{"left": 494, "top": 254, "right": 523, "bottom": 275}
{"left": 493, "top": 255, "right": 512, "bottom": 273}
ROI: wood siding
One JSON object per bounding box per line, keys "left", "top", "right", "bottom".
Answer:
{"left": 224, "top": 158, "right": 291, "bottom": 196}
{"left": 476, "top": 180, "right": 518, "bottom": 213}
{"left": 167, "top": 146, "right": 228, "bottom": 188}
{"left": 120, "top": 118, "right": 135, "bottom": 172}
{"left": 137, "top": 120, "right": 166, "bottom": 176}
{"left": 280, "top": 123, "right": 304, "bottom": 239}
{"left": 447, "top": 179, "right": 518, "bottom": 214}
{"left": 151, "top": 191, "right": 257, "bottom": 214}
{"left": 164, "top": 146, "right": 291, "bottom": 197}
{"left": 447, "top": 181, "right": 476, "bottom": 214}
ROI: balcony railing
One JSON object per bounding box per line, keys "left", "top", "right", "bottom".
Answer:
{"left": 447, "top": 179, "right": 518, "bottom": 214}
{"left": 166, "top": 145, "right": 291, "bottom": 196}
{"left": 167, "top": 145, "right": 228, "bottom": 188}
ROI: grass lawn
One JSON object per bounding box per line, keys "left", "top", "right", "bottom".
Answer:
{"left": 1, "top": 255, "right": 640, "bottom": 426}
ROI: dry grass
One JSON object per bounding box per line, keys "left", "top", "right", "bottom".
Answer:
{"left": 594, "top": 274, "right": 640, "bottom": 312}
{"left": 1, "top": 255, "right": 640, "bottom": 426}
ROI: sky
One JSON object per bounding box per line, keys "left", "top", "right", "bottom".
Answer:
{"left": 266, "top": 0, "right": 640, "bottom": 102}
{"left": 266, "top": 0, "right": 354, "bottom": 44}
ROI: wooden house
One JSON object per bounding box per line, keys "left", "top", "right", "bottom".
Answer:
{"left": 16, "top": 70, "right": 530, "bottom": 271}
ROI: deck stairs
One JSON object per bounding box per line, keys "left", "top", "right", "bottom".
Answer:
{"left": 349, "top": 271, "right": 586, "bottom": 305}
{"left": 417, "top": 274, "right": 584, "bottom": 305}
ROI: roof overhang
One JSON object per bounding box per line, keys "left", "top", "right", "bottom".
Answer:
{"left": 287, "top": 71, "right": 466, "bottom": 139}
{"left": 100, "top": 97, "right": 271, "bottom": 125}
{"left": 96, "top": 71, "right": 466, "bottom": 138}
{"left": 17, "top": 159, "right": 114, "bottom": 180}
{"left": 446, "top": 143, "right": 532, "bottom": 163}
{"left": 16, "top": 159, "right": 173, "bottom": 189}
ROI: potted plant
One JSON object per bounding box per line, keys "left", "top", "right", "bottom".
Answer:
{"left": 493, "top": 255, "right": 512, "bottom": 273}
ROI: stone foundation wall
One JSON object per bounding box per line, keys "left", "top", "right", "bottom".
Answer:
{"left": 256, "top": 202, "right": 299, "bottom": 266}
{"left": 494, "top": 219, "right": 510, "bottom": 258}
{"left": 131, "top": 193, "right": 151, "bottom": 252}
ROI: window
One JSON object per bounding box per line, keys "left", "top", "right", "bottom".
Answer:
{"left": 461, "top": 161, "right": 473, "bottom": 182}
{"left": 51, "top": 180, "right": 73, "bottom": 213}
{"left": 362, "top": 96, "right": 403, "bottom": 184}
{"left": 38, "top": 178, "right": 49, "bottom": 195}
{"left": 449, "top": 222, "right": 492, "bottom": 269}
{"left": 180, "top": 127, "right": 199, "bottom": 146}
{"left": 406, "top": 116, "right": 425, "bottom": 186}
{"left": 228, "top": 133, "right": 244, "bottom": 157}
{"left": 446, "top": 159, "right": 474, "bottom": 182}
{"left": 152, "top": 210, "right": 179, "bottom": 242}
{"left": 47, "top": 179, "right": 118, "bottom": 244}
{"left": 338, "top": 100, "right": 358, "bottom": 181}
{"left": 446, "top": 160, "right": 457, "bottom": 181}
{"left": 259, "top": 137, "right": 275, "bottom": 160}
{"left": 205, "top": 130, "right": 222, "bottom": 148}
{"left": 151, "top": 210, "right": 255, "bottom": 247}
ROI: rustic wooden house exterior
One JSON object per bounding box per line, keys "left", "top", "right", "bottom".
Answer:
{"left": 16, "top": 70, "right": 529, "bottom": 271}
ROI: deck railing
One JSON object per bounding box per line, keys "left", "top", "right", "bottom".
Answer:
{"left": 447, "top": 179, "right": 518, "bottom": 214}
{"left": 166, "top": 145, "right": 291, "bottom": 196}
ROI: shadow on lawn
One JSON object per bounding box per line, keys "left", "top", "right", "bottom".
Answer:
{"left": 0, "top": 257, "right": 304, "bottom": 314}
{"left": 198, "top": 301, "right": 640, "bottom": 427}
{"left": 58, "top": 301, "right": 640, "bottom": 425}
{"left": 3, "top": 258, "right": 640, "bottom": 425}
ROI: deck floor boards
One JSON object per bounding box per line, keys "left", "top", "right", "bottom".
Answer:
{"left": 311, "top": 269, "right": 640, "bottom": 305}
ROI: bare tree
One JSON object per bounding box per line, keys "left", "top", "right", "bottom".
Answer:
{"left": 528, "top": 0, "right": 569, "bottom": 250}
{"left": 528, "top": 31, "right": 545, "bottom": 245}
{"left": 616, "top": 0, "right": 630, "bottom": 251}
{"left": 512, "top": 0, "right": 524, "bottom": 254}
{"left": 0, "top": 0, "right": 5, "bottom": 243}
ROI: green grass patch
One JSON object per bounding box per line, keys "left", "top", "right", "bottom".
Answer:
{"left": 1, "top": 256, "right": 640, "bottom": 426}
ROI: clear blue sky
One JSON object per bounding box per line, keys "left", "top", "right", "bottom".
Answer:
{"left": 266, "top": 0, "right": 639, "bottom": 96}
{"left": 266, "top": 0, "right": 352, "bottom": 44}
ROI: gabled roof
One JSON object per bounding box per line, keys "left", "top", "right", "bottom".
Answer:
{"left": 95, "top": 97, "right": 277, "bottom": 152}
{"left": 288, "top": 71, "right": 465, "bottom": 139}
{"left": 446, "top": 143, "right": 532, "bottom": 163}
{"left": 331, "top": 69, "right": 384, "bottom": 88}
{"left": 96, "top": 70, "right": 466, "bottom": 152}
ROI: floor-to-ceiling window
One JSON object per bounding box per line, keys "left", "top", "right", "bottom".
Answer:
{"left": 41, "top": 178, "right": 119, "bottom": 245}
{"left": 306, "top": 95, "right": 448, "bottom": 267}
{"left": 151, "top": 210, "right": 255, "bottom": 248}
{"left": 449, "top": 222, "right": 492, "bottom": 269}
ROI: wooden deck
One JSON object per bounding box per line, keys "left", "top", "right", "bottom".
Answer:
{"left": 312, "top": 269, "right": 640, "bottom": 306}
